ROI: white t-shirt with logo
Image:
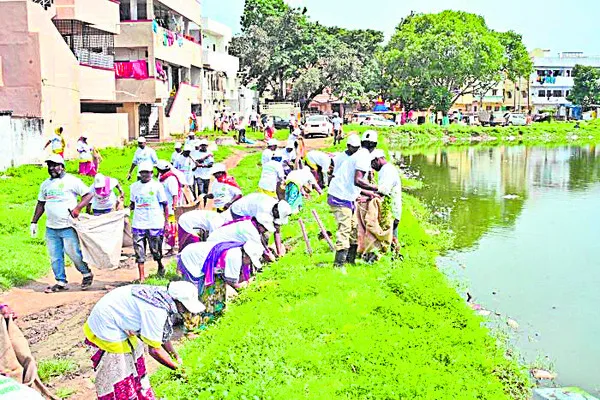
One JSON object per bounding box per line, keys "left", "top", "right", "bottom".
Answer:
{"left": 174, "top": 155, "right": 195, "bottom": 186}
{"left": 178, "top": 210, "right": 224, "bottom": 234}
{"left": 129, "top": 180, "right": 167, "bottom": 229}
{"left": 328, "top": 148, "right": 371, "bottom": 202}
{"left": 261, "top": 149, "right": 274, "bottom": 165}
{"left": 229, "top": 193, "right": 277, "bottom": 218}
{"left": 258, "top": 161, "right": 285, "bottom": 193}
{"left": 193, "top": 150, "right": 214, "bottom": 179}
{"left": 161, "top": 175, "right": 180, "bottom": 215}
{"left": 332, "top": 151, "right": 351, "bottom": 177}
{"left": 89, "top": 178, "right": 119, "bottom": 211}
{"left": 306, "top": 150, "right": 332, "bottom": 170}
{"left": 38, "top": 174, "right": 89, "bottom": 229}
{"left": 132, "top": 147, "right": 158, "bottom": 166}
{"left": 211, "top": 182, "right": 242, "bottom": 209}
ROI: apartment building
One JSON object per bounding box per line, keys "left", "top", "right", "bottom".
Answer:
{"left": 530, "top": 49, "right": 600, "bottom": 113}
{"left": 450, "top": 81, "right": 505, "bottom": 115}
{"left": 0, "top": 0, "right": 128, "bottom": 160}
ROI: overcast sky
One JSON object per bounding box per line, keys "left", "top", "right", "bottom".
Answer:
{"left": 202, "top": 0, "right": 600, "bottom": 55}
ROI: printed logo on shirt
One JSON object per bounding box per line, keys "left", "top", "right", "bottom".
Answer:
{"left": 135, "top": 194, "right": 156, "bottom": 208}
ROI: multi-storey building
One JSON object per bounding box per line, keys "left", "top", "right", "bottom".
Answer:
{"left": 529, "top": 49, "right": 600, "bottom": 113}
{"left": 0, "top": 0, "right": 127, "bottom": 160}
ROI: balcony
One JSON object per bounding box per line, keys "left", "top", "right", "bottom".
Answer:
{"left": 156, "top": 0, "right": 201, "bottom": 26}
{"left": 482, "top": 95, "right": 504, "bottom": 103}
{"left": 202, "top": 51, "right": 239, "bottom": 76}
{"left": 116, "top": 21, "right": 202, "bottom": 68}
{"left": 531, "top": 76, "right": 574, "bottom": 87}
{"left": 54, "top": 0, "right": 120, "bottom": 34}
{"left": 201, "top": 17, "right": 231, "bottom": 38}
{"left": 115, "top": 76, "right": 169, "bottom": 103}
{"left": 79, "top": 64, "right": 115, "bottom": 101}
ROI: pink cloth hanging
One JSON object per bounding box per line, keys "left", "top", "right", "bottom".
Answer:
{"left": 131, "top": 60, "right": 149, "bottom": 80}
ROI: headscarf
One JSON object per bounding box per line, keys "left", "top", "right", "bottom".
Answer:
{"left": 215, "top": 173, "right": 241, "bottom": 189}
{"left": 131, "top": 285, "right": 178, "bottom": 342}
{"left": 95, "top": 176, "right": 112, "bottom": 197}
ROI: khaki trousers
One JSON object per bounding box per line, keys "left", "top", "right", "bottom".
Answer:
{"left": 330, "top": 204, "right": 357, "bottom": 251}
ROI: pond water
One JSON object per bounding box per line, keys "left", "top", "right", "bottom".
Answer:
{"left": 399, "top": 144, "right": 600, "bottom": 395}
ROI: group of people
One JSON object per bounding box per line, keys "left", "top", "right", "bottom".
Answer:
{"left": 44, "top": 126, "right": 102, "bottom": 177}
{"left": 26, "top": 122, "right": 402, "bottom": 399}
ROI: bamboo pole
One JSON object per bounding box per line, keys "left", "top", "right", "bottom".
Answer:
{"left": 311, "top": 209, "right": 335, "bottom": 251}
{"left": 298, "top": 218, "right": 312, "bottom": 255}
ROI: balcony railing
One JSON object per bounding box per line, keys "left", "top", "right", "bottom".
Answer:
{"left": 31, "top": 0, "right": 53, "bottom": 10}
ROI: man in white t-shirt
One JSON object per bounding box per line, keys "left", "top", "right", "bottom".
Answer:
{"left": 204, "top": 163, "right": 243, "bottom": 212}
{"left": 249, "top": 111, "right": 259, "bottom": 131}
{"left": 73, "top": 173, "right": 124, "bottom": 216}
{"left": 171, "top": 142, "right": 183, "bottom": 164}
{"left": 282, "top": 140, "right": 297, "bottom": 172}
{"left": 258, "top": 151, "right": 286, "bottom": 198}
{"left": 31, "top": 154, "right": 94, "bottom": 293}
{"left": 327, "top": 130, "right": 380, "bottom": 269}
{"left": 371, "top": 150, "right": 402, "bottom": 247}
{"left": 177, "top": 210, "right": 225, "bottom": 250}
{"left": 332, "top": 134, "right": 361, "bottom": 177}
{"left": 305, "top": 150, "right": 333, "bottom": 187}
{"left": 127, "top": 137, "right": 158, "bottom": 181}
{"left": 129, "top": 161, "right": 169, "bottom": 281}
{"left": 192, "top": 139, "right": 214, "bottom": 197}
{"left": 332, "top": 112, "right": 343, "bottom": 145}
{"left": 262, "top": 139, "right": 278, "bottom": 165}
{"left": 173, "top": 144, "right": 195, "bottom": 191}
{"left": 288, "top": 112, "right": 297, "bottom": 134}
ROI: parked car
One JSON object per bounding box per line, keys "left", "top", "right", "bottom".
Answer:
{"left": 304, "top": 115, "right": 333, "bottom": 138}
{"left": 506, "top": 113, "right": 527, "bottom": 126}
{"left": 478, "top": 111, "right": 508, "bottom": 127}
{"left": 261, "top": 114, "right": 289, "bottom": 129}
{"left": 352, "top": 113, "right": 377, "bottom": 125}
{"left": 363, "top": 114, "right": 396, "bottom": 127}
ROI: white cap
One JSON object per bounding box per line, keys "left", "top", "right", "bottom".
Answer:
{"left": 188, "top": 132, "right": 195, "bottom": 137}
{"left": 361, "top": 130, "right": 378, "bottom": 143}
{"left": 183, "top": 144, "right": 193, "bottom": 152}
{"left": 242, "top": 241, "right": 263, "bottom": 270}
{"left": 267, "top": 139, "right": 279, "bottom": 146}
{"left": 255, "top": 212, "right": 275, "bottom": 232}
{"left": 286, "top": 139, "right": 295, "bottom": 149}
{"left": 199, "top": 139, "right": 209, "bottom": 146}
{"left": 193, "top": 139, "right": 201, "bottom": 147}
{"left": 371, "top": 149, "right": 386, "bottom": 160}
{"left": 80, "top": 133, "right": 88, "bottom": 139}
{"left": 210, "top": 163, "right": 226, "bottom": 175}
{"left": 167, "top": 281, "right": 206, "bottom": 314}
{"left": 174, "top": 142, "right": 182, "bottom": 149}
{"left": 156, "top": 160, "right": 171, "bottom": 171}
{"left": 272, "top": 149, "right": 285, "bottom": 160}
{"left": 138, "top": 161, "right": 154, "bottom": 172}
{"left": 45, "top": 154, "right": 65, "bottom": 165}
{"left": 274, "top": 201, "right": 292, "bottom": 225}
{"left": 137, "top": 136, "right": 147, "bottom": 143}
{"left": 94, "top": 173, "right": 106, "bottom": 188}
{"left": 347, "top": 134, "right": 361, "bottom": 147}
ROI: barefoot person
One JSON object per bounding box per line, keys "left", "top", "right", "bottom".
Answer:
{"left": 130, "top": 161, "right": 169, "bottom": 281}
{"left": 31, "top": 154, "right": 94, "bottom": 293}
{"left": 83, "top": 282, "right": 204, "bottom": 400}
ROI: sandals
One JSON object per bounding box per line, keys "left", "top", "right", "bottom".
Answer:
{"left": 45, "top": 284, "right": 69, "bottom": 294}
{"left": 81, "top": 274, "right": 94, "bottom": 290}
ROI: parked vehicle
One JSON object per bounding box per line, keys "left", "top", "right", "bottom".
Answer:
{"left": 351, "top": 113, "right": 377, "bottom": 125}
{"left": 304, "top": 115, "right": 333, "bottom": 138}
{"left": 363, "top": 114, "right": 396, "bottom": 127}
{"left": 506, "top": 113, "right": 527, "bottom": 126}
{"left": 478, "top": 111, "right": 508, "bottom": 127}
{"left": 261, "top": 114, "right": 289, "bottom": 129}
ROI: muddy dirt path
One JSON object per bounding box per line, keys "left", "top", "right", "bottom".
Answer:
{"left": 5, "top": 137, "right": 331, "bottom": 399}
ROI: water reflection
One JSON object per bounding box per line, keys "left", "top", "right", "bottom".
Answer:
{"left": 401, "top": 145, "right": 600, "bottom": 250}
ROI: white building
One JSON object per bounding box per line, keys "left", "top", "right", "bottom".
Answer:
{"left": 530, "top": 50, "right": 600, "bottom": 113}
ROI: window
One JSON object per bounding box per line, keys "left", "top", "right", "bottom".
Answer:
{"left": 486, "top": 106, "right": 492, "bottom": 111}
{"left": 538, "top": 90, "right": 546, "bottom": 97}
{"left": 547, "top": 91, "right": 553, "bottom": 98}
{"left": 566, "top": 70, "right": 571, "bottom": 77}
{"left": 494, "top": 106, "right": 500, "bottom": 111}
{"left": 553, "top": 90, "right": 563, "bottom": 97}
{"left": 492, "top": 89, "right": 498, "bottom": 96}
{"left": 507, "top": 91, "right": 513, "bottom": 99}
{"left": 566, "top": 90, "right": 571, "bottom": 97}
{"left": 213, "top": 44, "right": 216, "bottom": 52}
{"left": 137, "top": 0, "right": 147, "bottom": 19}
{"left": 522, "top": 91, "right": 528, "bottom": 98}
{"left": 473, "top": 106, "right": 478, "bottom": 112}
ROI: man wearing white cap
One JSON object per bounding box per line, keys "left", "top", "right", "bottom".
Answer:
{"left": 332, "top": 134, "right": 361, "bottom": 177}
{"left": 305, "top": 150, "right": 333, "bottom": 187}
{"left": 282, "top": 139, "right": 297, "bottom": 172}
{"left": 129, "top": 161, "right": 169, "bottom": 281}
{"left": 173, "top": 144, "right": 195, "bottom": 196}
{"left": 156, "top": 160, "right": 183, "bottom": 255}
{"left": 83, "top": 281, "right": 204, "bottom": 400}
{"left": 184, "top": 132, "right": 196, "bottom": 146}
{"left": 192, "top": 139, "right": 214, "bottom": 197}
{"left": 127, "top": 136, "right": 158, "bottom": 181}
{"left": 332, "top": 112, "right": 343, "bottom": 145}
{"left": 371, "top": 150, "right": 402, "bottom": 248}
{"left": 73, "top": 173, "right": 124, "bottom": 216}
{"left": 262, "top": 139, "right": 278, "bottom": 165}
{"left": 327, "top": 130, "right": 380, "bottom": 269}
{"left": 171, "top": 142, "right": 183, "bottom": 165}
{"left": 204, "top": 163, "right": 242, "bottom": 212}
{"left": 207, "top": 212, "right": 276, "bottom": 259}
{"left": 258, "top": 150, "right": 286, "bottom": 198}
{"left": 31, "top": 154, "right": 95, "bottom": 293}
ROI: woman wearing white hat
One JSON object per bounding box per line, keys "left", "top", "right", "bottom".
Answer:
{"left": 73, "top": 173, "right": 124, "bottom": 216}
{"left": 177, "top": 240, "right": 263, "bottom": 330}
{"left": 203, "top": 163, "right": 242, "bottom": 212}
{"left": 83, "top": 281, "right": 204, "bottom": 399}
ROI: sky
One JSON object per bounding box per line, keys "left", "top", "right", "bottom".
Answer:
{"left": 202, "top": 0, "right": 600, "bottom": 55}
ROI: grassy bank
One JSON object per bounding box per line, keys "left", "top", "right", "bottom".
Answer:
{"left": 0, "top": 143, "right": 233, "bottom": 289}
{"left": 151, "top": 151, "right": 530, "bottom": 399}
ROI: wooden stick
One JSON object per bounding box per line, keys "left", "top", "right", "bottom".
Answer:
{"left": 298, "top": 218, "right": 312, "bottom": 255}
{"left": 311, "top": 209, "right": 335, "bottom": 251}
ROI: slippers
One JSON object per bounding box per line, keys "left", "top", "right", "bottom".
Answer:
{"left": 45, "top": 284, "right": 69, "bottom": 294}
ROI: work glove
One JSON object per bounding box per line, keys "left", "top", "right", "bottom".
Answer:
{"left": 30, "top": 223, "right": 38, "bottom": 238}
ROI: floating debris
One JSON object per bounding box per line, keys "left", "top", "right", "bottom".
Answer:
{"left": 507, "top": 318, "right": 519, "bottom": 330}
{"left": 531, "top": 369, "right": 556, "bottom": 380}
{"left": 503, "top": 194, "right": 519, "bottom": 199}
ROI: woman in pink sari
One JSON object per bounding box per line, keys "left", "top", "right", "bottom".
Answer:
{"left": 77, "top": 136, "right": 97, "bottom": 176}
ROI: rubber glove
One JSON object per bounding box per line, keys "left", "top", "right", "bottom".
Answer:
{"left": 30, "top": 223, "right": 38, "bottom": 238}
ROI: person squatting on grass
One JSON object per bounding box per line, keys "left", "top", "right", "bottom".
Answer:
{"left": 327, "top": 131, "right": 380, "bottom": 269}
{"left": 83, "top": 282, "right": 204, "bottom": 400}
{"left": 31, "top": 154, "right": 95, "bottom": 293}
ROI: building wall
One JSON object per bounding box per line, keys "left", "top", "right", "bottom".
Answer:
{"left": 80, "top": 113, "right": 129, "bottom": 149}
{"left": 0, "top": 113, "right": 45, "bottom": 171}
{"left": 79, "top": 65, "right": 116, "bottom": 101}
{"left": 164, "top": 82, "right": 200, "bottom": 136}
{"left": 54, "top": 0, "right": 120, "bottom": 34}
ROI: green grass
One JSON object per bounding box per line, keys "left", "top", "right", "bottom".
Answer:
{"left": 0, "top": 142, "right": 234, "bottom": 289}
{"left": 37, "top": 357, "right": 78, "bottom": 383}
{"left": 150, "top": 152, "right": 531, "bottom": 399}
{"left": 55, "top": 387, "right": 78, "bottom": 399}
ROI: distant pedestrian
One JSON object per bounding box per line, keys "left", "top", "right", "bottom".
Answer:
{"left": 31, "top": 154, "right": 94, "bottom": 293}
{"left": 171, "top": 142, "right": 183, "bottom": 164}
{"left": 76, "top": 135, "right": 96, "bottom": 176}
{"left": 126, "top": 137, "right": 158, "bottom": 181}
{"left": 44, "top": 127, "right": 66, "bottom": 158}
{"left": 288, "top": 112, "right": 297, "bottom": 134}
{"left": 237, "top": 116, "right": 247, "bottom": 144}
{"left": 249, "top": 110, "right": 258, "bottom": 131}
{"left": 332, "top": 112, "right": 343, "bottom": 145}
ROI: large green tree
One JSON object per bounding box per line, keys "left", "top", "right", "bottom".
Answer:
{"left": 567, "top": 64, "right": 600, "bottom": 110}
{"left": 383, "top": 11, "right": 533, "bottom": 113}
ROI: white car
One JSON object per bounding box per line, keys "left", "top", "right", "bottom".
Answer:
{"left": 506, "top": 113, "right": 527, "bottom": 126}
{"left": 363, "top": 115, "right": 396, "bottom": 127}
{"left": 304, "top": 115, "right": 333, "bottom": 138}
{"left": 352, "top": 113, "right": 377, "bottom": 125}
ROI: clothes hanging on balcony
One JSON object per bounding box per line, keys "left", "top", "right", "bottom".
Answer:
{"left": 177, "top": 34, "right": 184, "bottom": 47}
{"left": 131, "top": 60, "right": 149, "bottom": 79}
{"left": 114, "top": 61, "right": 134, "bottom": 79}
{"left": 152, "top": 20, "right": 158, "bottom": 33}
{"left": 114, "top": 60, "right": 149, "bottom": 80}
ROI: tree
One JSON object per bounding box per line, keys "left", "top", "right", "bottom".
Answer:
{"left": 383, "top": 11, "right": 533, "bottom": 113}
{"left": 567, "top": 65, "right": 600, "bottom": 110}
{"left": 240, "top": 0, "right": 287, "bottom": 32}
